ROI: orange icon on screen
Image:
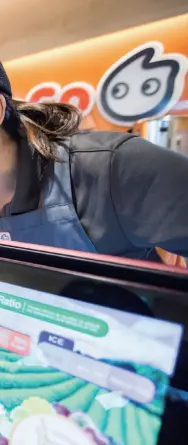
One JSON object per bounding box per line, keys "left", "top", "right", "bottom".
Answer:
{"left": 8, "top": 332, "right": 30, "bottom": 356}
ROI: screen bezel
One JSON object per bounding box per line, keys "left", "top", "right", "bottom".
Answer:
{"left": 0, "top": 253, "right": 188, "bottom": 307}
{"left": 0, "top": 242, "right": 188, "bottom": 297}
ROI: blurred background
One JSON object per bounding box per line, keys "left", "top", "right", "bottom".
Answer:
{"left": 1, "top": 0, "right": 188, "bottom": 153}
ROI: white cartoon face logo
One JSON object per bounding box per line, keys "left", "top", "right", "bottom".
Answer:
{"left": 96, "top": 42, "right": 188, "bottom": 125}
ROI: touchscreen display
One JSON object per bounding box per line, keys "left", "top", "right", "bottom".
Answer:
{"left": 0, "top": 282, "right": 182, "bottom": 445}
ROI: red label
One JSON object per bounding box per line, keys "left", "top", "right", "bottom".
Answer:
{"left": 26, "top": 82, "right": 61, "bottom": 103}
{"left": 60, "top": 82, "right": 95, "bottom": 116}
{"left": 0, "top": 326, "right": 30, "bottom": 356}
{"left": 26, "top": 82, "right": 96, "bottom": 117}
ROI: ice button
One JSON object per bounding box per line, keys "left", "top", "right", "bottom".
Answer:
{"left": 38, "top": 331, "right": 74, "bottom": 351}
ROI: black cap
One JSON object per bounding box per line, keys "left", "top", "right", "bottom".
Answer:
{"left": 0, "top": 62, "right": 12, "bottom": 97}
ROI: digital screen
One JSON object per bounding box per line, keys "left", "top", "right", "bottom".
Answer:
{"left": 0, "top": 282, "right": 182, "bottom": 445}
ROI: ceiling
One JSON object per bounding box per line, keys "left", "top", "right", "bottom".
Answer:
{"left": 0, "top": 0, "right": 187, "bottom": 61}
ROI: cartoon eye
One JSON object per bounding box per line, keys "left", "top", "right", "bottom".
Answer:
{"left": 141, "top": 78, "right": 161, "bottom": 96}
{"left": 111, "top": 82, "right": 129, "bottom": 99}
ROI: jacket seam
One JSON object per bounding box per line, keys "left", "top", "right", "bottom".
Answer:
{"left": 109, "top": 141, "right": 137, "bottom": 250}
{"left": 70, "top": 149, "right": 111, "bottom": 154}
{"left": 69, "top": 133, "right": 137, "bottom": 154}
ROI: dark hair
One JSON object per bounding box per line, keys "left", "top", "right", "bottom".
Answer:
{"left": 2, "top": 96, "right": 81, "bottom": 161}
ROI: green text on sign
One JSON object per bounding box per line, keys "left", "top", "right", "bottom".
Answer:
{"left": 0, "top": 293, "right": 108, "bottom": 337}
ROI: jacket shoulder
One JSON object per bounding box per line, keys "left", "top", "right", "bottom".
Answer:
{"left": 69, "top": 130, "right": 137, "bottom": 153}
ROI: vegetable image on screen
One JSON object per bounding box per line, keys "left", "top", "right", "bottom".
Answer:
{"left": 0, "top": 347, "right": 168, "bottom": 445}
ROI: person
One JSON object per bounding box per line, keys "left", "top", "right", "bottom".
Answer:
{"left": 0, "top": 62, "right": 188, "bottom": 262}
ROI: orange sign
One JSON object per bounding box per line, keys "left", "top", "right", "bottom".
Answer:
{"left": 0, "top": 326, "right": 30, "bottom": 356}
{"left": 4, "top": 14, "right": 188, "bottom": 132}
